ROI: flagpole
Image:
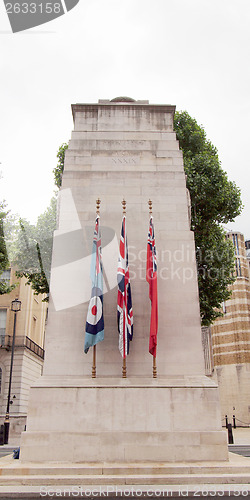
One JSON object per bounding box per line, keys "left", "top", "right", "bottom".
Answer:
{"left": 148, "top": 199, "right": 157, "bottom": 379}
{"left": 91, "top": 198, "right": 101, "bottom": 379}
{"left": 122, "top": 358, "right": 126, "bottom": 378}
{"left": 153, "top": 356, "right": 157, "bottom": 378}
{"left": 92, "top": 345, "right": 96, "bottom": 378}
{"left": 122, "top": 198, "right": 127, "bottom": 379}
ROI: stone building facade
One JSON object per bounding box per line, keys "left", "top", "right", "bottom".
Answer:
{"left": 0, "top": 267, "right": 47, "bottom": 440}
{"left": 245, "top": 240, "right": 250, "bottom": 271}
{"left": 211, "top": 232, "right": 250, "bottom": 426}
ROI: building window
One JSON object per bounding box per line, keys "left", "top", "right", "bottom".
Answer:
{"left": 201, "top": 326, "right": 214, "bottom": 376}
{"left": 0, "top": 309, "right": 7, "bottom": 346}
{"left": 235, "top": 258, "right": 242, "bottom": 277}
{"left": 0, "top": 269, "right": 11, "bottom": 286}
{"left": 232, "top": 234, "right": 239, "bottom": 256}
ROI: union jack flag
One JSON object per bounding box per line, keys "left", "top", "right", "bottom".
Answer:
{"left": 84, "top": 215, "right": 104, "bottom": 353}
{"left": 117, "top": 216, "right": 133, "bottom": 357}
{"left": 146, "top": 216, "right": 158, "bottom": 357}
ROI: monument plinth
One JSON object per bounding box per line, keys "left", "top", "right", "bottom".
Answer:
{"left": 20, "top": 99, "right": 228, "bottom": 462}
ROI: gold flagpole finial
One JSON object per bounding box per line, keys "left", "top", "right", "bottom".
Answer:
{"left": 148, "top": 199, "right": 153, "bottom": 215}
{"left": 122, "top": 199, "right": 126, "bottom": 215}
{"left": 96, "top": 198, "right": 101, "bottom": 215}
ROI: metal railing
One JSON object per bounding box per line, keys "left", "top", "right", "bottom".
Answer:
{"left": 25, "top": 337, "right": 44, "bottom": 359}
{"left": 0, "top": 334, "right": 44, "bottom": 359}
{"left": 0, "top": 333, "right": 10, "bottom": 349}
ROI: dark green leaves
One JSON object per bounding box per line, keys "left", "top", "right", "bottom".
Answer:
{"left": 53, "top": 143, "right": 68, "bottom": 188}
{"left": 0, "top": 202, "right": 16, "bottom": 295}
{"left": 13, "top": 197, "right": 57, "bottom": 300}
{"left": 174, "top": 111, "right": 243, "bottom": 325}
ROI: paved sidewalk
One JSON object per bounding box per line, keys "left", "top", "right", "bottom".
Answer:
{"left": 227, "top": 427, "right": 250, "bottom": 445}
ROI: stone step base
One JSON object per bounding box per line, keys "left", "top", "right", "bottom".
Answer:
{"left": 1, "top": 458, "right": 250, "bottom": 488}
{"left": 0, "top": 484, "right": 250, "bottom": 499}
{"left": 1, "top": 473, "right": 250, "bottom": 487}
{"left": 1, "top": 463, "right": 250, "bottom": 476}
{"left": 1, "top": 454, "right": 250, "bottom": 491}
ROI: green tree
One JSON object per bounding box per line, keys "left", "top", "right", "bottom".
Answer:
{"left": 53, "top": 143, "right": 68, "bottom": 188}
{"left": 13, "top": 197, "right": 57, "bottom": 301}
{"left": 174, "top": 111, "right": 243, "bottom": 325}
{"left": 0, "top": 201, "right": 16, "bottom": 294}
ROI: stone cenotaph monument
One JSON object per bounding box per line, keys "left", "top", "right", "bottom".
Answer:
{"left": 20, "top": 98, "right": 228, "bottom": 462}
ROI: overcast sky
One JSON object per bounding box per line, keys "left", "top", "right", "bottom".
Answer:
{"left": 1, "top": 0, "right": 250, "bottom": 239}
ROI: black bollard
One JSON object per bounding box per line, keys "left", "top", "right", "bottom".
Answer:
{"left": 233, "top": 415, "right": 236, "bottom": 429}
{"left": 0, "top": 425, "right": 4, "bottom": 446}
{"left": 227, "top": 423, "right": 234, "bottom": 444}
{"left": 225, "top": 414, "right": 228, "bottom": 428}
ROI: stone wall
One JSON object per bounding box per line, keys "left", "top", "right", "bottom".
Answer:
{"left": 211, "top": 232, "right": 250, "bottom": 424}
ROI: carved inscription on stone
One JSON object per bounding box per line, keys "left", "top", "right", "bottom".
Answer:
{"left": 111, "top": 151, "right": 139, "bottom": 165}
{"left": 112, "top": 157, "right": 138, "bottom": 165}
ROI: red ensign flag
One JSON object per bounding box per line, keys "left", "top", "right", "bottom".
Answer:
{"left": 146, "top": 216, "right": 158, "bottom": 357}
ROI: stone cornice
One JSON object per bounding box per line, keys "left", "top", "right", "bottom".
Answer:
{"left": 71, "top": 102, "right": 176, "bottom": 122}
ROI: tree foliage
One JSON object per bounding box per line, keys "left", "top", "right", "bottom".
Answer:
{"left": 0, "top": 205, "right": 8, "bottom": 271}
{"left": 13, "top": 197, "right": 57, "bottom": 300}
{"left": 53, "top": 143, "right": 68, "bottom": 188}
{"left": 174, "top": 111, "right": 243, "bottom": 325}
{"left": 0, "top": 202, "right": 16, "bottom": 295}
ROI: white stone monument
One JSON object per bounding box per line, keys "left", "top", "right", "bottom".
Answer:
{"left": 20, "top": 98, "right": 228, "bottom": 462}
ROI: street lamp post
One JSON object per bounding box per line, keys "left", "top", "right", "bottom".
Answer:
{"left": 4, "top": 298, "right": 21, "bottom": 445}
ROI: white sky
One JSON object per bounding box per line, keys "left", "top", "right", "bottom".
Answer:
{"left": 0, "top": 0, "right": 249, "bottom": 239}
